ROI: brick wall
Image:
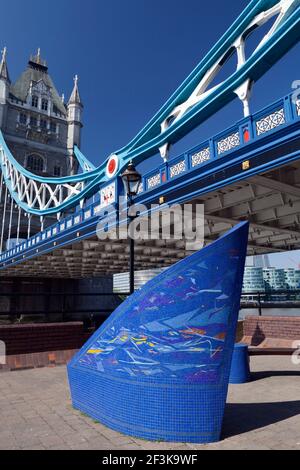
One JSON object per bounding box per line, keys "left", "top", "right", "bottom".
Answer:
{"left": 0, "top": 349, "right": 79, "bottom": 372}
{"left": 243, "top": 316, "right": 300, "bottom": 347}
{"left": 0, "top": 322, "right": 94, "bottom": 355}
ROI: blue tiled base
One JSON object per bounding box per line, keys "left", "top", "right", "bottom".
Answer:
{"left": 68, "top": 365, "right": 229, "bottom": 443}
{"left": 229, "top": 343, "right": 251, "bottom": 384}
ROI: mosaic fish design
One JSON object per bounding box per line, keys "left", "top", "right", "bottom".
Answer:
{"left": 76, "top": 222, "right": 248, "bottom": 384}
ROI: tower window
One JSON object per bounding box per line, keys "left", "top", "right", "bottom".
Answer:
{"left": 32, "top": 95, "right": 39, "bottom": 108}
{"left": 40, "top": 119, "right": 47, "bottom": 130}
{"left": 50, "top": 122, "right": 57, "bottom": 133}
{"left": 19, "top": 113, "right": 27, "bottom": 125}
{"left": 41, "top": 99, "right": 48, "bottom": 111}
{"left": 30, "top": 116, "right": 38, "bottom": 127}
{"left": 26, "top": 154, "right": 44, "bottom": 173}
{"left": 53, "top": 165, "right": 61, "bottom": 177}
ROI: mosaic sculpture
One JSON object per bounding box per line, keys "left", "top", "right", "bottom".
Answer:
{"left": 68, "top": 221, "right": 249, "bottom": 443}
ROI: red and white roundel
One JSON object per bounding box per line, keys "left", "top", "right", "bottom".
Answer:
{"left": 106, "top": 154, "right": 119, "bottom": 178}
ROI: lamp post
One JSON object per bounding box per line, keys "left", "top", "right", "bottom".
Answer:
{"left": 121, "top": 161, "right": 142, "bottom": 295}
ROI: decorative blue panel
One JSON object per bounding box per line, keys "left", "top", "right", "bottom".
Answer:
{"left": 67, "top": 222, "right": 249, "bottom": 443}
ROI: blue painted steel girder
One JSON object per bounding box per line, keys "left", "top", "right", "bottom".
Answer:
{"left": 117, "top": 0, "right": 300, "bottom": 162}
{"left": 1, "top": 96, "right": 300, "bottom": 271}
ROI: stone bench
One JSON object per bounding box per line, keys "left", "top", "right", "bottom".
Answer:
{"left": 241, "top": 315, "right": 300, "bottom": 355}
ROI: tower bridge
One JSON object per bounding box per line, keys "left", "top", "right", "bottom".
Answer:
{"left": 0, "top": 0, "right": 300, "bottom": 279}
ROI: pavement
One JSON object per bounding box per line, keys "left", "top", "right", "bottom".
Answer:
{"left": 0, "top": 355, "right": 299, "bottom": 450}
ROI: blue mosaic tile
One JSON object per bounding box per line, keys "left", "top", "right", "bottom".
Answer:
{"left": 68, "top": 221, "right": 249, "bottom": 443}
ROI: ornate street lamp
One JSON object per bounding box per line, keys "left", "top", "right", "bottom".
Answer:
{"left": 121, "top": 161, "right": 142, "bottom": 295}
{"left": 121, "top": 161, "right": 142, "bottom": 199}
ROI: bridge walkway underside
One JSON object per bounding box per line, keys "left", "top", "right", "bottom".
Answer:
{"left": 1, "top": 158, "right": 300, "bottom": 279}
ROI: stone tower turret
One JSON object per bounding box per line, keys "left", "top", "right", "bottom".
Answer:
{"left": 0, "top": 47, "right": 10, "bottom": 129}
{"left": 67, "top": 75, "right": 83, "bottom": 175}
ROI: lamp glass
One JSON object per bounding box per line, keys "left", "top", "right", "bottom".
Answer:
{"left": 121, "top": 163, "right": 142, "bottom": 197}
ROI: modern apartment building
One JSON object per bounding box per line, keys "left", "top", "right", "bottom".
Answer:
{"left": 242, "top": 266, "right": 300, "bottom": 292}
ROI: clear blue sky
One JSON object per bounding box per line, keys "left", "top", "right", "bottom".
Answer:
{"left": 2, "top": 0, "right": 300, "bottom": 266}
{"left": 2, "top": 0, "right": 300, "bottom": 165}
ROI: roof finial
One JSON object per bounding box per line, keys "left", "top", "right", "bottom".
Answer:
{"left": 28, "top": 49, "right": 47, "bottom": 69}
{"left": 68, "top": 74, "right": 82, "bottom": 106}
{"left": 0, "top": 46, "right": 10, "bottom": 82}
{"left": 1, "top": 47, "right": 7, "bottom": 62}
{"left": 61, "top": 93, "right": 65, "bottom": 103}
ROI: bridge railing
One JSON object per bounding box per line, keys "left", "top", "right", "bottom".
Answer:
{"left": 1, "top": 90, "right": 300, "bottom": 265}
{"left": 0, "top": 197, "right": 109, "bottom": 264}
{"left": 241, "top": 289, "right": 300, "bottom": 316}
{"left": 139, "top": 91, "right": 300, "bottom": 196}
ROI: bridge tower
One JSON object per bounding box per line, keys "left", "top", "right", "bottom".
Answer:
{"left": 0, "top": 48, "right": 84, "bottom": 245}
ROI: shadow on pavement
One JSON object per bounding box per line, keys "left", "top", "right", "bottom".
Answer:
{"left": 222, "top": 400, "right": 300, "bottom": 438}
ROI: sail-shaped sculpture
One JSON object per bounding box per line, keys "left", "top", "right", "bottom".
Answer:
{"left": 68, "top": 222, "right": 249, "bottom": 443}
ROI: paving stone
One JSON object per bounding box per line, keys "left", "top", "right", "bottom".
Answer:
{"left": 30, "top": 427, "right": 53, "bottom": 438}
{"left": 69, "top": 442, "right": 94, "bottom": 450}
{"left": 110, "top": 436, "right": 136, "bottom": 446}
{"left": 49, "top": 423, "right": 75, "bottom": 436}
{"left": 87, "top": 442, "right": 117, "bottom": 450}
{"left": 26, "top": 445, "right": 47, "bottom": 450}
{"left": 0, "top": 356, "right": 299, "bottom": 450}
{"left": 62, "top": 433, "right": 89, "bottom": 445}
{"left": 0, "top": 436, "right": 17, "bottom": 448}
{"left": 2, "top": 417, "right": 26, "bottom": 427}
{"left": 0, "top": 442, "right": 19, "bottom": 450}
{"left": 118, "top": 443, "right": 143, "bottom": 450}
{"left": 19, "top": 439, "right": 45, "bottom": 450}
{"left": 39, "top": 435, "right": 65, "bottom": 447}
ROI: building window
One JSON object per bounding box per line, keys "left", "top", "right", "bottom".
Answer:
{"left": 32, "top": 95, "right": 39, "bottom": 108}
{"left": 30, "top": 116, "right": 38, "bottom": 127}
{"left": 40, "top": 119, "right": 47, "bottom": 130}
{"left": 41, "top": 98, "right": 48, "bottom": 111}
{"left": 53, "top": 165, "right": 61, "bottom": 177}
{"left": 26, "top": 154, "right": 44, "bottom": 173}
{"left": 53, "top": 104, "right": 60, "bottom": 115}
{"left": 19, "top": 113, "right": 27, "bottom": 125}
{"left": 50, "top": 122, "right": 57, "bottom": 133}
